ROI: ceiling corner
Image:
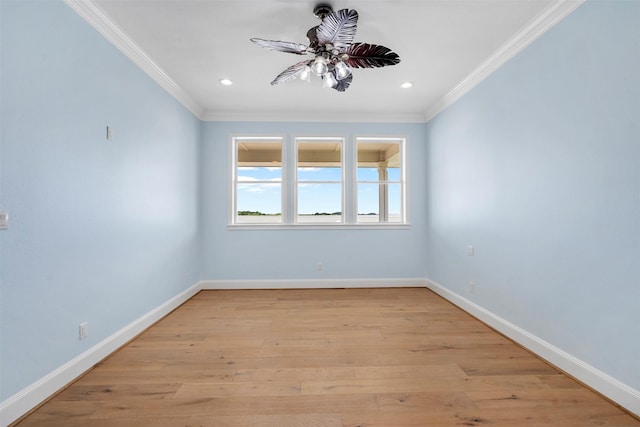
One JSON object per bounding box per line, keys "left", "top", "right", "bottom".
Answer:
{"left": 424, "top": 0, "right": 586, "bottom": 122}
{"left": 64, "top": 0, "right": 205, "bottom": 120}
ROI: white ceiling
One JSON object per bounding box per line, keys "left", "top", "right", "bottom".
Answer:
{"left": 67, "top": 0, "right": 583, "bottom": 122}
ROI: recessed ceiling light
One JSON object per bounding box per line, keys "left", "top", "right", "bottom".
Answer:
{"left": 401, "top": 82, "right": 413, "bottom": 89}
{"left": 219, "top": 78, "right": 233, "bottom": 86}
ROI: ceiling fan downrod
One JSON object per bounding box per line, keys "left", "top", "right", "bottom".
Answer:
{"left": 313, "top": 3, "right": 333, "bottom": 19}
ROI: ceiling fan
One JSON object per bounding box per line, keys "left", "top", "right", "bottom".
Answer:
{"left": 250, "top": 3, "right": 401, "bottom": 92}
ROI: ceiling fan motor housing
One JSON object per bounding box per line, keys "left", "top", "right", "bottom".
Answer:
{"left": 313, "top": 3, "right": 334, "bottom": 19}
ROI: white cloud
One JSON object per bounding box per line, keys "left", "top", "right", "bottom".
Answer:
{"left": 237, "top": 179, "right": 280, "bottom": 194}
{"left": 245, "top": 185, "right": 266, "bottom": 193}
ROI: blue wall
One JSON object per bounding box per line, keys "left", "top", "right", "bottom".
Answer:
{"left": 200, "top": 121, "right": 428, "bottom": 280}
{"left": 426, "top": 0, "right": 640, "bottom": 390}
{"left": 0, "top": 1, "right": 201, "bottom": 400}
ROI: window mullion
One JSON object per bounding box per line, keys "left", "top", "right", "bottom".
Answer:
{"left": 284, "top": 135, "right": 295, "bottom": 224}
{"left": 344, "top": 136, "right": 356, "bottom": 224}
{"left": 230, "top": 137, "right": 238, "bottom": 225}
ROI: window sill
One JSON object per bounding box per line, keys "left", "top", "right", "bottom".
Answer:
{"left": 227, "top": 223, "right": 411, "bottom": 231}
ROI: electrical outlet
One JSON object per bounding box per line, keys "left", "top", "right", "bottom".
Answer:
{"left": 316, "top": 262, "right": 323, "bottom": 271}
{"left": 467, "top": 245, "right": 474, "bottom": 256}
{"left": 469, "top": 281, "right": 476, "bottom": 294}
{"left": 79, "top": 322, "right": 88, "bottom": 340}
{"left": 0, "top": 211, "right": 8, "bottom": 230}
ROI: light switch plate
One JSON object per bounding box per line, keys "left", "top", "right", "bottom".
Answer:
{"left": 79, "top": 322, "right": 88, "bottom": 340}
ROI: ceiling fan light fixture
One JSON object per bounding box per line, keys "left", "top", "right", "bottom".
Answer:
{"left": 322, "top": 71, "right": 338, "bottom": 89}
{"left": 334, "top": 61, "right": 351, "bottom": 80}
{"left": 312, "top": 56, "right": 329, "bottom": 76}
{"left": 298, "top": 65, "right": 312, "bottom": 82}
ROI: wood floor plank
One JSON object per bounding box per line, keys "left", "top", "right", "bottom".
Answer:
{"left": 13, "top": 288, "right": 640, "bottom": 426}
{"left": 233, "top": 366, "right": 358, "bottom": 381}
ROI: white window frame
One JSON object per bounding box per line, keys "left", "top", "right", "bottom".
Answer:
{"left": 294, "top": 136, "right": 346, "bottom": 225}
{"left": 230, "top": 135, "right": 285, "bottom": 225}
{"left": 229, "top": 134, "right": 408, "bottom": 229}
{"left": 354, "top": 136, "right": 407, "bottom": 224}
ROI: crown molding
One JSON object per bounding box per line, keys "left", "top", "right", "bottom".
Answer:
{"left": 424, "top": 0, "right": 586, "bottom": 122}
{"left": 64, "top": 0, "right": 205, "bottom": 120}
{"left": 201, "top": 109, "right": 428, "bottom": 123}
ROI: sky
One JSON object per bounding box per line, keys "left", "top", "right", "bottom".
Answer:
{"left": 237, "top": 166, "right": 401, "bottom": 216}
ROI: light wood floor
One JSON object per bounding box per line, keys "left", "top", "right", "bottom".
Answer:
{"left": 14, "top": 288, "right": 640, "bottom": 426}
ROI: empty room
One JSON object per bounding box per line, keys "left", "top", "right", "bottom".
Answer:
{"left": 1, "top": 0, "right": 638, "bottom": 425}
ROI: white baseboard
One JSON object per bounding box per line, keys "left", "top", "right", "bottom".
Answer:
{"left": 201, "top": 277, "right": 430, "bottom": 290}
{"left": 0, "top": 282, "right": 202, "bottom": 427}
{"left": 425, "top": 278, "right": 640, "bottom": 417}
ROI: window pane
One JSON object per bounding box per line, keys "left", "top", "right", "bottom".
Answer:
{"left": 357, "top": 183, "right": 402, "bottom": 223}
{"left": 238, "top": 166, "right": 281, "bottom": 181}
{"left": 387, "top": 183, "right": 402, "bottom": 223}
{"left": 297, "top": 139, "right": 342, "bottom": 181}
{"left": 296, "top": 138, "right": 343, "bottom": 222}
{"left": 358, "top": 165, "right": 401, "bottom": 182}
{"left": 357, "top": 139, "right": 404, "bottom": 223}
{"left": 236, "top": 183, "right": 282, "bottom": 223}
{"left": 297, "top": 183, "right": 342, "bottom": 223}
{"left": 298, "top": 167, "right": 341, "bottom": 181}
{"left": 237, "top": 140, "right": 282, "bottom": 166}
{"left": 235, "top": 138, "right": 282, "bottom": 224}
{"left": 357, "top": 183, "right": 380, "bottom": 222}
{"left": 357, "top": 167, "right": 378, "bottom": 181}
{"left": 387, "top": 167, "right": 400, "bottom": 181}
{"left": 357, "top": 140, "right": 401, "bottom": 177}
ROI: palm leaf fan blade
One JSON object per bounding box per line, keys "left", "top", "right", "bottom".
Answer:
{"left": 271, "top": 60, "right": 312, "bottom": 85}
{"left": 344, "top": 43, "right": 400, "bottom": 68}
{"left": 250, "top": 38, "right": 309, "bottom": 55}
{"left": 316, "top": 9, "right": 358, "bottom": 50}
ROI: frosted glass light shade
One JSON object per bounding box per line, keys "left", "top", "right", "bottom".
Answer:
{"left": 298, "top": 65, "right": 311, "bottom": 82}
{"left": 312, "top": 56, "right": 329, "bottom": 76}
{"left": 334, "top": 61, "right": 351, "bottom": 80}
{"left": 322, "top": 72, "right": 338, "bottom": 88}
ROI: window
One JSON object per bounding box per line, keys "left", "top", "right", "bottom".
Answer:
{"left": 356, "top": 138, "right": 404, "bottom": 223}
{"left": 232, "top": 137, "right": 283, "bottom": 224}
{"left": 296, "top": 137, "right": 344, "bottom": 223}
{"left": 231, "top": 135, "right": 406, "bottom": 227}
